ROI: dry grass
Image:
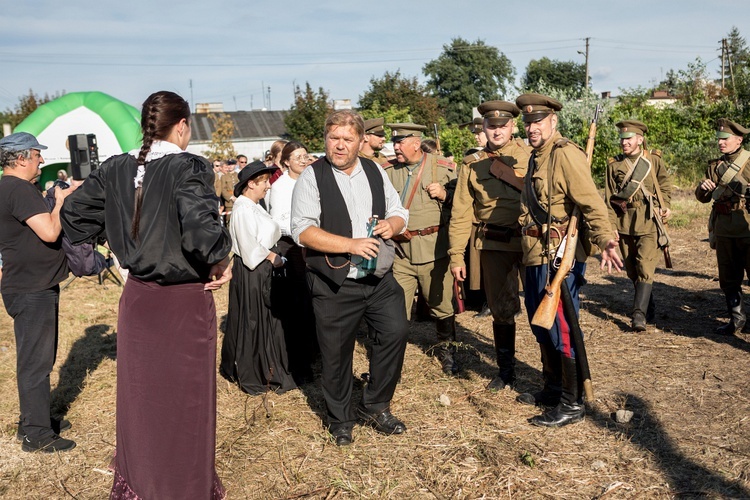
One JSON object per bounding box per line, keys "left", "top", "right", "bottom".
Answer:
{"left": 1, "top": 193, "right": 749, "bottom": 499}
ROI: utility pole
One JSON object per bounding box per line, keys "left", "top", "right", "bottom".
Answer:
{"left": 720, "top": 38, "right": 726, "bottom": 90}
{"left": 578, "top": 37, "right": 590, "bottom": 90}
{"left": 267, "top": 86, "right": 271, "bottom": 110}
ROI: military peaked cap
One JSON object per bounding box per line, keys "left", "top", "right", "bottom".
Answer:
{"left": 477, "top": 100, "right": 520, "bottom": 126}
{"left": 616, "top": 120, "right": 648, "bottom": 138}
{"left": 716, "top": 118, "right": 750, "bottom": 138}
{"left": 515, "top": 93, "right": 563, "bottom": 123}
{"left": 364, "top": 117, "right": 386, "bottom": 137}
{"left": 388, "top": 123, "right": 427, "bottom": 142}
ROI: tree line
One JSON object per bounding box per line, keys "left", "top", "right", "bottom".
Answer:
{"left": 286, "top": 27, "right": 750, "bottom": 184}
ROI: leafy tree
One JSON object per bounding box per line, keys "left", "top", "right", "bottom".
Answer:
{"left": 423, "top": 38, "right": 515, "bottom": 125}
{"left": 1, "top": 89, "right": 64, "bottom": 132}
{"left": 521, "top": 57, "right": 587, "bottom": 95}
{"left": 358, "top": 70, "right": 442, "bottom": 128}
{"left": 284, "top": 82, "right": 331, "bottom": 152}
{"left": 724, "top": 26, "right": 750, "bottom": 122}
{"left": 437, "top": 124, "right": 475, "bottom": 161}
{"left": 203, "top": 113, "right": 237, "bottom": 161}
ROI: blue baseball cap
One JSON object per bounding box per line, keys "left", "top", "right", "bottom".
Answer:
{"left": 0, "top": 132, "right": 48, "bottom": 152}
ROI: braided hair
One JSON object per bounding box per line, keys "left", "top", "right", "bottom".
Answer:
{"left": 130, "top": 91, "right": 191, "bottom": 240}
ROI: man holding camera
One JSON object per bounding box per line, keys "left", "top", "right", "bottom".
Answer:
{"left": 0, "top": 132, "right": 75, "bottom": 452}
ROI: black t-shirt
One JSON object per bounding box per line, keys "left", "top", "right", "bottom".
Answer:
{"left": 0, "top": 175, "right": 69, "bottom": 294}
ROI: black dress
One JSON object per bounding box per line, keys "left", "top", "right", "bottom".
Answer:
{"left": 219, "top": 196, "right": 296, "bottom": 395}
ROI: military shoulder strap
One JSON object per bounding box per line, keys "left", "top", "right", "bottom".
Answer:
{"left": 712, "top": 148, "right": 750, "bottom": 201}
{"left": 490, "top": 158, "right": 524, "bottom": 192}
{"left": 615, "top": 155, "right": 652, "bottom": 200}
{"left": 462, "top": 149, "right": 487, "bottom": 166}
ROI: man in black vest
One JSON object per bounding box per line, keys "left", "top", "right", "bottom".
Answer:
{"left": 291, "top": 110, "right": 410, "bottom": 446}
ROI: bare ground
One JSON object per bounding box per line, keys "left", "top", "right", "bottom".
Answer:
{"left": 1, "top": 191, "right": 748, "bottom": 499}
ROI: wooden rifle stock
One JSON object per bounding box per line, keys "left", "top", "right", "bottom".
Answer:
{"left": 530, "top": 209, "right": 580, "bottom": 329}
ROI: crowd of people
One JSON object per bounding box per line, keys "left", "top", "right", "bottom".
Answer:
{"left": 1, "top": 87, "right": 749, "bottom": 499}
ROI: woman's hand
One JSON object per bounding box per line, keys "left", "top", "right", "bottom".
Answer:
{"left": 205, "top": 257, "right": 232, "bottom": 290}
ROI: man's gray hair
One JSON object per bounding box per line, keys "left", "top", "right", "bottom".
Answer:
{"left": 0, "top": 148, "right": 31, "bottom": 169}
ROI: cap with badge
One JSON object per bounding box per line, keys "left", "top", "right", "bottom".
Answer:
{"left": 477, "top": 100, "right": 520, "bottom": 126}
{"left": 234, "top": 160, "right": 278, "bottom": 198}
{"left": 0, "top": 132, "right": 48, "bottom": 152}
{"left": 387, "top": 123, "right": 427, "bottom": 142}
{"left": 616, "top": 120, "right": 648, "bottom": 138}
{"left": 515, "top": 93, "right": 563, "bottom": 123}
{"left": 716, "top": 118, "right": 749, "bottom": 139}
{"left": 460, "top": 117, "right": 484, "bottom": 134}
{"left": 364, "top": 117, "right": 386, "bottom": 137}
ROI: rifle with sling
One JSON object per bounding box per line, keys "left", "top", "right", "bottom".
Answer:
{"left": 530, "top": 104, "right": 602, "bottom": 402}
{"left": 646, "top": 151, "right": 673, "bottom": 268}
{"left": 531, "top": 104, "right": 602, "bottom": 330}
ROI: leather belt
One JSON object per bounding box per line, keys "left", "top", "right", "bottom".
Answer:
{"left": 714, "top": 200, "right": 742, "bottom": 215}
{"left": 478, "top": 223, "right": 521, "bottom": 242}
{"left": 403, "top": 225, "right": 442, "bottom": 238}
{"left": 522, "top": 224, "right": 568, "bottom": 238}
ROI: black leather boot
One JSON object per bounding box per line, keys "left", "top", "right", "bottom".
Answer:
{"left": 435, "top": 316, "right": 459, "bottom": 375}
{"left": 516, "top": 342, "right": 561, "bottom": 407}
{"left": 646, "top": 290, "right": 656, "bottom": 323}
{"left": 631, "top": 282, "right": 652, "bottom": 332}
{"left": 530, "top": 355, "right": 584, "bottom": 427}
{"left": 716, "top": 291, "right": 746, "bottom": 335}
{"left": 487, "top": 322, "right": 515, "bottom": 391}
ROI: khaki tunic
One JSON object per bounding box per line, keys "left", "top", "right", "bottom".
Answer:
{"left": 449, "top": 138, "right": 531, "bottom": 267}
{"left": 695, "top": 147, "right": 750, "bottom": 293}
{"left": 605, "top": 149, "right": 672, "bottom": 283}
{"left": 385, "top": 153, "right": 457, "bottom": 319}
{"left": 384, "top": 153, "right": 456, "bottom": 264}
{"left": 519, "top": 131, "right": 615, "bottom": 267}
{"left": 695, "top": 148, "right": 750, "bottom": 238}
{"left": 359, "top": 151, "right": 389, "bottom": 166}
{"left": 221, "top": 171, "right": 239, "bottom": 220}
{"left": 213, "top": 171, "right": 223, "bottom": 197}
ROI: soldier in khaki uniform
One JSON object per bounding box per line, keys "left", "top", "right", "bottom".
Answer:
{"left": 605, "top": 120, "right": 672, "bottom": 331}
{"left": 516, "top": 93, "right": 622, "bottom": 428}
{"left": 695, "top": 118, "right": 750, "bottom": 335}
{"left": 359, "top": 117, "right": 389, "bottom": 166}
{"left": 449, "top": 101, "right": 531, "bottom": 391}
{"left": 384, "top": 123, "right": 458, "bottom": 374}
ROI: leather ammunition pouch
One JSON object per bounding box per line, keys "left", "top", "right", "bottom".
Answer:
{"left": 478, "top": 223, "right": 521, "bottom": 243}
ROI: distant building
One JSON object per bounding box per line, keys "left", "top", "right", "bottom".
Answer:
{"left": 646, "top": 90, "right": 677, "bottom": 108}
{"left": 187, "top": 108, "right": 290, "bottom": 161}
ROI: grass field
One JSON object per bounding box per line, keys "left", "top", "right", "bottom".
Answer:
{"left": 1, "top": 192, "right": 749, "bottom": 499}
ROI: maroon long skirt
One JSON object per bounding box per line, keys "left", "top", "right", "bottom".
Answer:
{"left": 110, "top": 277, "right": 225, "bottom": 499}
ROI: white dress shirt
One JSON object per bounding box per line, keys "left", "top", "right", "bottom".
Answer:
{"left": 230, "top": 195, "right": 281, "bottom": 270}
{"left": 267, "top": 171, "right": 295, "bottom": 236}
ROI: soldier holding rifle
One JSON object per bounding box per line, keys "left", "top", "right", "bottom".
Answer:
{"left": 695, "top": 118, "right": 750, "bottom": 336}
{"left": 605, "top": 120, "right": 672, "bottom": 331}
{"left": 515, "top": 93, "right": 622, "bottom": 428}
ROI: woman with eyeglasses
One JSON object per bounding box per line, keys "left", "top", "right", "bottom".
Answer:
{"left": 267, "top": 141, "right": 318, "bottom": 383}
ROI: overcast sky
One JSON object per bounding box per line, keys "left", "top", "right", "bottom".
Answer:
{"left": 0, "top": 1, "right": 744, "bottom": 116}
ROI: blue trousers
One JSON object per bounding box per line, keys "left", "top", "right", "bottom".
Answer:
{"left": 2, "top": 286, "right": 60, "bottom": 440}
{"left": 524, "top": 262, "right": 586, "bottom": 359}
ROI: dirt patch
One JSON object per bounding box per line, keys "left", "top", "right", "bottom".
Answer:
{"left": 1, "top": 191, "right": 748, "bottom": 498}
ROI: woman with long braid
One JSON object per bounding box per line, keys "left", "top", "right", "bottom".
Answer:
{"left": 61, "top": 91, "right": 231, "bottom": 499}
